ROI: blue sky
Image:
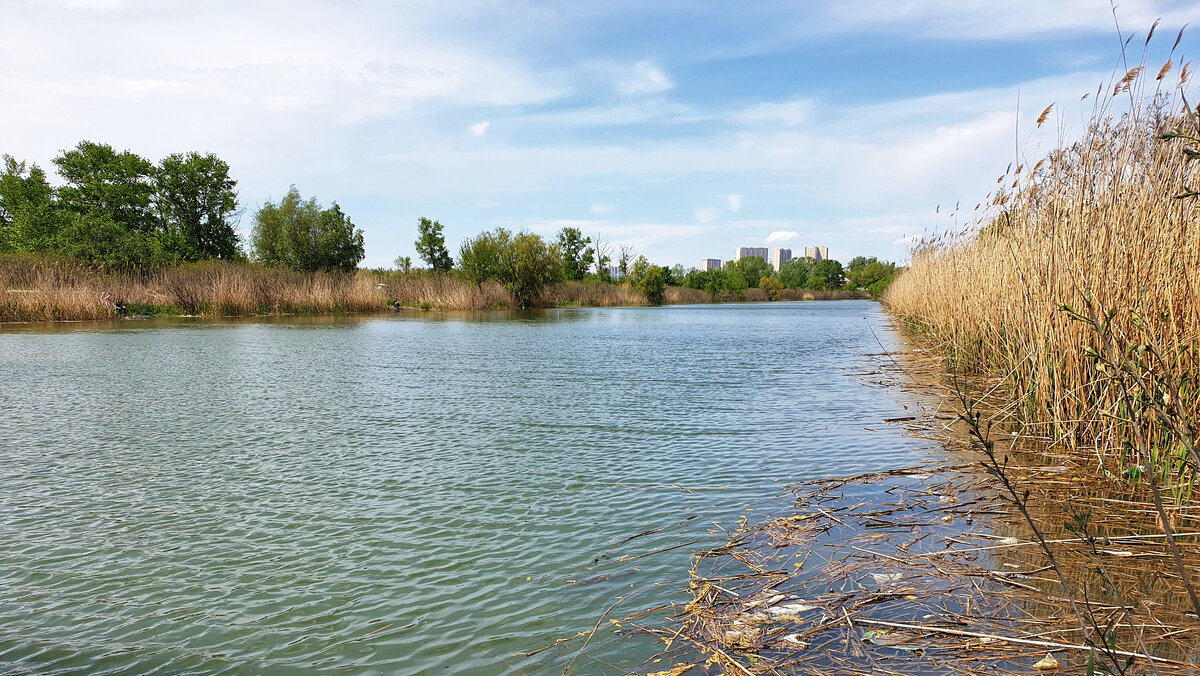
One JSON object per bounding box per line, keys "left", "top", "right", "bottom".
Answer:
{"left": 4, "top": 0, "right": 1200, "bottom": 268}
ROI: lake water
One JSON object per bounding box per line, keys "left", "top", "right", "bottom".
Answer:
{"left": 0, "top": 301, "right": 940, "bottom": 675}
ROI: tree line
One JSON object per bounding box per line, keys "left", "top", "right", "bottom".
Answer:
{"left": 410, "top": 222, "right": 669, "bottom": 308}
{"left": 680, "top": 255, "right": 898, "bottom": 301}
{"left": 0, "top": 141, "right": 365, "bottom": 272}
{"left": 1, "top": 140, "right": 897, "bottom": 304}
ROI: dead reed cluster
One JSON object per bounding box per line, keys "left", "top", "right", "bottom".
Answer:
{"left": 667, "top": 454, "right": 1200, "bottom": 675}
{"left": 884, "top": 58, "right": 1200, "bottom": 487}
{"left": 0, "top": 255, "right": 388, "bottom": 321}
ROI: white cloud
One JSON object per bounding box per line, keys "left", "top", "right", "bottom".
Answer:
{"left": 693, "top": 207, "right": 717, "bottom": 224}
{"left": 724, "top": 194, "right": 742, "bottom": 212}
{"left": 617, "top": 59, "right": 673, "bottom": 95}
{"left": 734, "top": 99, "right": 813, "bottom": 127}
{"left": 588, "top": 203, "right": 616, "bottom": 214}
{"left": 467, "top": 121, "right": 490, "bottom": 137}
{"left": 765, "top": 230, "right": 800, "bottom": 244}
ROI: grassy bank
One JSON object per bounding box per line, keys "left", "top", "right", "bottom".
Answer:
{"left": 884, "top": 73, "right": 1200, "bottom": 485}
{"left": 1, "top": 255, "right": 866, "bottom": 322}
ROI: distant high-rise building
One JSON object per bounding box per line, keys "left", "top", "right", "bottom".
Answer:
{"left": 804, "top": 246, "right": 829, "bottom": 261}
{"left": 771, "top": 248, "right": 792, "bottom": 271}
{"left": 700, "top": 258, "right": 722, "bottom": 271}
{"left": 735, "top": 247, "right": 769, "bottom": 263}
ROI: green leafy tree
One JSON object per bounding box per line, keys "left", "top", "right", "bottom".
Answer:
{"left": 702, "top": 269, "right": 726, "bottom": 301}
{"left": 729, "top": 256, "right": 772, "bottom": 288}
{"left": 251, "top": 187, "right": 364, "bottom": 272}
{"left": 0, "top": 156, "right": 64, "bottom": 252}
{"left": 668, "top": 264, "right": 686, "bottom": 286}
{"left": 154, "top": 152, "right": 240, "bottom": 260}
{"left": 627, "top": 255, "right": 650, "bottom": 287}
{"left": 458, "top": 227, "right": 511, "bottom": 286}
{"left": 759, "top": 275, "right": 784, "bottom": 300}
{"left": 778, "top": 256, "right": 814, "bottom": 288}
{"left": 415, "top": 217, "right": 453, "bottom": 272}
{"left": 845, "top": 257, "right": 898, "bottom": 299}
{"left": 498, "top": 232, "right": 563, "bottom": 308}
{"left": 394, "top": 255, "right": 413, "bottom": 273}
{"left": 805, "top": 259, "right": 845, "bottom": 290}
{"left": 638, "top": 265, "right": 667, "bottom": 305}
{"left": 555, "top": 227, "right": 594, "bottom": 281}
{"left": 682, "top": 268, "right": 726, "bottom": 302}
{"left": 54, "top": 141, "right": 157, "bottom": 233}
{"left": 725, "top": 266, "right": 749, "bottom": 300}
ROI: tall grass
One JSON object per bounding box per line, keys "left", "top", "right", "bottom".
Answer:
{"left": 884, "top": 56, "right": 1200, "bottom": 484}
{"left": 0, "top": 256, "right": 689, "bottom": 320}
{"left": 0, "top": 256, "right": 390, "bottom": 321}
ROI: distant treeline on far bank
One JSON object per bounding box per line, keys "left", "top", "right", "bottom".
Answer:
{"left": 0, "top": 141, "right": 898, "bottom": 321}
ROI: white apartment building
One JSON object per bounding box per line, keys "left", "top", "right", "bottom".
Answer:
{"left": 735, "top": 247, "right": 769, "bottom": 263}
{"left": 804, "top": 246, "right": 829, "bottom": 261}
{"left": 700, "top": 258, "right": 722, "bottom": 271}
{"left": 771, "top": 248, "right": 792, "bottom": 271}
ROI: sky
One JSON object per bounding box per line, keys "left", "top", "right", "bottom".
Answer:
{"left": 4, "top": 1, "right": 1200, "bottom": 269}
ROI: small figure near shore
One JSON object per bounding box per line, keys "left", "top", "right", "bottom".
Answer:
{"left": 113, "top": 300, "right": 128, "bottom": 316}
{"left": 100, "top": 292, "right": 112, "bottom": 308}
{"left": 391, "top": 299, "right": 402, "bottom": 311}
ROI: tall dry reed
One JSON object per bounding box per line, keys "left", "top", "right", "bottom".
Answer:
{"left": 0, "top": 256, "right": 392, "bottom": 321}
{"left": 884, "top": 57, "right": 1200, "bottom": 483}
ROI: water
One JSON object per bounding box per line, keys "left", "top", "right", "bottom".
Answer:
{"left": 0, "top": 301, "right": 940, "bottom": 674}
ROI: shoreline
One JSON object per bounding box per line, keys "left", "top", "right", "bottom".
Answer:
{"left": 0, "top": 287, "right": 870, "bottom": 326}
{"left": 646, "top": 326, "right": 1200, "bottom": 674}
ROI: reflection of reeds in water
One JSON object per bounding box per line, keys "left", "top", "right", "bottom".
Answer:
{"left": 883, "top": 55, "right": 1200, "bottom": 488}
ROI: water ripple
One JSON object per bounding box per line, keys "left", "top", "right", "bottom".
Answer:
{"left": 0, "top": 302, "right": 938, "bottom": 674}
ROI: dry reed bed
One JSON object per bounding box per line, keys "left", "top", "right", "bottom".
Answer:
{"left": 883, "top": 73, "right": 1200, "bottom": 481}
{"left": 0, "top": 257, "right": 388, "bottom": 321}
{"left": 0, "top": 256, "right": 718, "bottom": 321}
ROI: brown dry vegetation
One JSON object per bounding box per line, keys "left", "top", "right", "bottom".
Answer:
{"left": 884, "top": 67, "right": 1200, "bottom": 487}
{"left": 0, "top": 255, "right": 783, "bottom": 322}
{"left": 0, "top": 256, "right": 388, "bottom": 321}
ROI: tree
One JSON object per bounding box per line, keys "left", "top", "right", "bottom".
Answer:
{"left": 394, "top": 255, "right": 413, "bottom": 273}
{"left": 593, "top": 235, "right": 612, "bottom": 282}
{"left": 669, "top": 264, "right": 686, "bottom": 286}
{"left": 778, "top": 256, "right": 814, "bottom": 289}
{"left": 682, "top": 268, "right": 725, "bottom": 302}
{"left": 458, "top": 227, "right": 511, "bottom": 286}
{"left": 155, "top": 152, "right": 240, "bottom": 260}
{"left": 251, "top": 187, "right": 364, "bottom": 272}
{"left": 805, "top": 259, "right": 845, "bottom": 290}
{"left": 555, "top": 227, "right": 594, "bottom": 281}
{"left": 759, "top": 275, "right": 784, "bottom": 300}
{"left": 498, "top": 232, "right": 563, "bottom": 308}
{"left": 618, "top": 244, "right": 633, "bottom": 278}
{"left": 54, "top": 141, "right": 157, "bottom": 233}
{"left": 628, "top": 255, "right": 650, "bottom": 287}
{"left": 729, "top": 255, "right": 772, "bottom": 288}
{"left": 0, "top": 156, "right": 63, "bottom": 253}
{"left": 721, "top": 260, "right": 748, "bottom": 295}
{"left": 638, "top": 265, "right": 667, "bottom": 305}
{"left": 415, "top": 217, "right": 453, "bottom": 272}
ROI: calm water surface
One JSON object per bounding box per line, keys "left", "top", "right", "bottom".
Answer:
{"left": 0, "top": 301, "right": 939, "bottom": 674}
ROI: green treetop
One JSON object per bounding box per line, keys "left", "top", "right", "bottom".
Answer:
{"left": 415, "top": 217, "right": 453, "bottom": 272}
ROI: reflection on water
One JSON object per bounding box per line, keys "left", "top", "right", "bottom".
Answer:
{"left": 0, "top": 301, "right": 939, "bottom": 674}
